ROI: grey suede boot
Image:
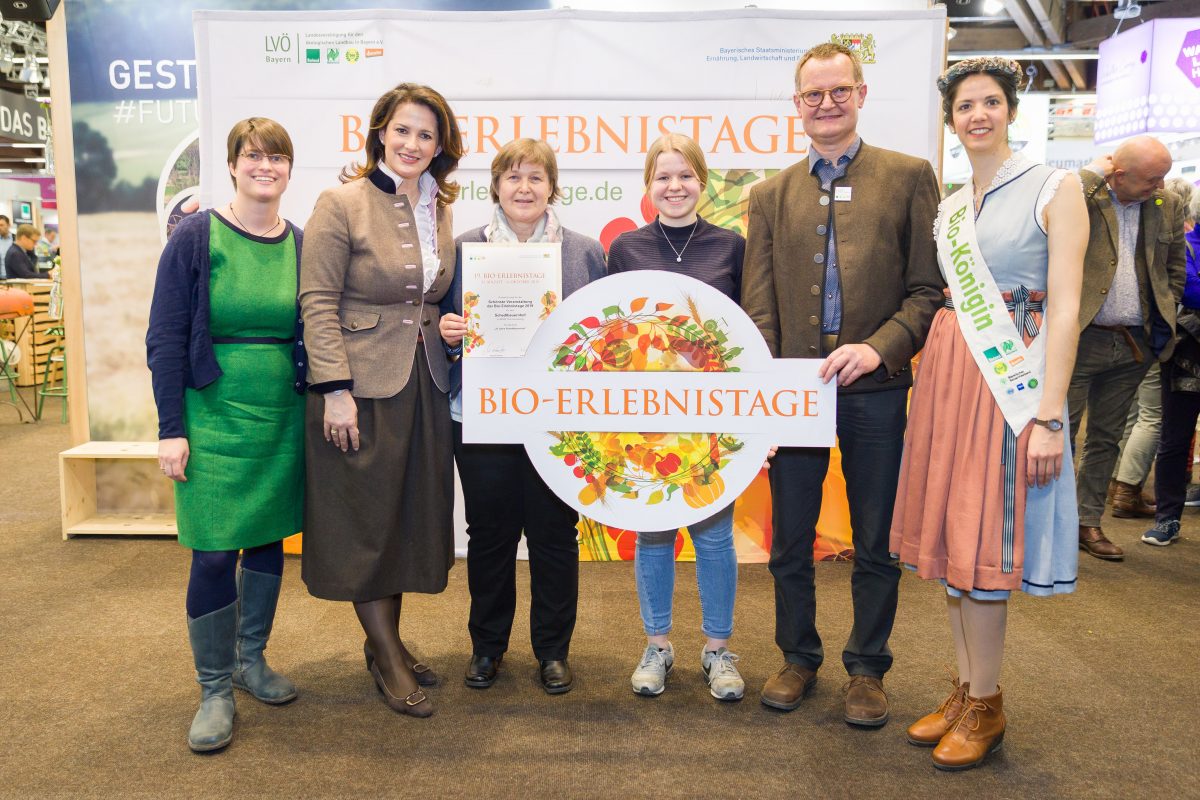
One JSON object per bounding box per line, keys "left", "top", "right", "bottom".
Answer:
{"left": 186, "top": 601, "right": 237, "bottom": 752}
{"left": 232, "top": 568, "right": 298, "bottom": 704}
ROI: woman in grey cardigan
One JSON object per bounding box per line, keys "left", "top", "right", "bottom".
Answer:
{"left": 439, "top": 138, "right": 606, "bottom": 695}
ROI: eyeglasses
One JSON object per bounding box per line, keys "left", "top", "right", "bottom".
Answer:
{"left": 797, "top": 84, "right": 861, "bottom": 107}
{"left": 240, "top": 151, "right": 291, "bottom": 165}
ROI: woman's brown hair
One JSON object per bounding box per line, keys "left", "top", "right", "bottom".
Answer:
{"left": 226, "top": 117, "right": 294, "bottom": 189}
{"left": 489, "top": 138, "right": 562, "bottom": 205}
{"left": 341, "top": 83, "right": 463, "bottom": 207}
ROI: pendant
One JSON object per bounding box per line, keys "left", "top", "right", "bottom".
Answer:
{"left": 675, "top": 256, "right": 681, "bottom": 262}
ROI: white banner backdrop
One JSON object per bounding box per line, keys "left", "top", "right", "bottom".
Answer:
{"left": 191, "top": 7, "right": 946, "bottom": 555}
{"left": 194, "top": 8, "right": 946, "bottom": 240}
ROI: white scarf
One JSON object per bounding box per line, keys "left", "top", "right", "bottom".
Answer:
{"left": 484, "top": 205, "right": 562, "bottom": 244}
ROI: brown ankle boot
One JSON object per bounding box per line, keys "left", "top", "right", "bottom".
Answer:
{"left": 1110, "top": 480, "right": 1156, "bottom": 518}
{"left": 906, "top": 677, "right": 969, "bottom": 746}
{"left": 932, "top": 689, "right": 1005, "bottom": 771}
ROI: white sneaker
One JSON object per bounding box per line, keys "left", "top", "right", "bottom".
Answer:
{"left": 631, "top": 643, "right": 674, "bottom": 696}
{"left": 1185, "top": 484, "right": 1200, "bottom": 507}
{"left": 701, "top": 647, "right": 745, "bottom": 701}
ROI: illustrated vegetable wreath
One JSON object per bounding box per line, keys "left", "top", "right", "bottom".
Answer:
{"left": 462, "top": 291, "right": 484, "bottom": 354}
{"left": 548, "top": 296, "right": 744, "bottom": 509}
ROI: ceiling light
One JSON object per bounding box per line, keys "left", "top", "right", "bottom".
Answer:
{"left": 947, "top": 26, "right": 958, "bottom": 41}
{"left": 982, "top": 0, "right": 1004, "bottom": 15}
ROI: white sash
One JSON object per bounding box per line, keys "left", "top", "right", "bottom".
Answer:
{"left": 936, "top": 185, "right": 1045, "bottom": 430}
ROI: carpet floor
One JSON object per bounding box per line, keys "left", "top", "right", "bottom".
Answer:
{"left": 1, "top": 407, "right": 1197, "bottom": 799}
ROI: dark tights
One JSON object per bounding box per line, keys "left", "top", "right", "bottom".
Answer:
{"left": 355, "top": 594, "right": 422, "bottom": 699}
{"left": 186, "top": 541, "right": 284, "bottom": 618}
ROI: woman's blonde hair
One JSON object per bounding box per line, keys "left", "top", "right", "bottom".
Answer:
{"left": 643, "top": 133, "right": 708, "bottom": 192}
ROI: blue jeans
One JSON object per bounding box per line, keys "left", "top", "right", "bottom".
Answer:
{"left": 635, "top": 504, "right": 737, "bottom": 640}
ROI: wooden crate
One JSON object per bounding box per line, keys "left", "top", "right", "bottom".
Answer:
{"left": 0, "top": 280, "right": 64, "bottom": 387}
{"left": 59, "top": 441, "right": 176, "bottom": 539}
{"left": 60, "top": 440, "right": 304, "bottom": 552}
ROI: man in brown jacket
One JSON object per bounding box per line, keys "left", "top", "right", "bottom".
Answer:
{"left": 1069, "top": 136, "right": 1185, "bottom": 561}
{"left": 741, "top": 43, "right": 943, "bottom": 727}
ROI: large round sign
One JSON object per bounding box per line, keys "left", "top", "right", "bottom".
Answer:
{"left": 521, "top": 271, "right": 774, "bottom": 530}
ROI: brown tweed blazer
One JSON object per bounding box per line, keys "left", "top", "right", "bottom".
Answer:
{"left": 1077, "top": 168, "right": 1186, "bottom": 361}
{"left": 300, "top": 169, "right": 456, "bottom": 398}
{"left": 741, "top": 141, "right": 944, "bottom": 392}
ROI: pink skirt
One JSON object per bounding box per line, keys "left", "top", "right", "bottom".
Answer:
{"left": 889, "top": 295, "right": 1045, "bottom": 593}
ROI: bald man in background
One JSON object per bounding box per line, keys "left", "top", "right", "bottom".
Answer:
{"left": 1070, "top": 136, "right": 1186, "bottom": 561}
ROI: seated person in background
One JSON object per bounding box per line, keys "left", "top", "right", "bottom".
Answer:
{"left": 5, "top": 224, "right": 41, "bottom": 279}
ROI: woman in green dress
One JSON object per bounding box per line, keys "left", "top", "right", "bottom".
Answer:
{"left": 147, "top": 118, "right": 306, "bottom": 753}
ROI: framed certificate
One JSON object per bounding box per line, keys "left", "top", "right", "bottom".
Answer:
{"left": 460, "top": 242, "right": 562, "bottom": 357}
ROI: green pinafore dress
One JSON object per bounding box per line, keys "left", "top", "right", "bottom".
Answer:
{"left": 174, "top": 213, "right": 304, "bottom": 551}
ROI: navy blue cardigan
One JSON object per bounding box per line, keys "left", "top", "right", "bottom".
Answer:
{"left": 145, "top": 211, "right": 307, "bottom": 440}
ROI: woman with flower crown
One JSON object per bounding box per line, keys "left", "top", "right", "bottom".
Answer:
{"left": 889, "top": 57, "right": 1088, "bottom": 770}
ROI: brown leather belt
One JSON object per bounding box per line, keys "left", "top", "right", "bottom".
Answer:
{"left": 820, "top": 334, "right": 839, "bottom": 356}
{"left": 1089, "top": 324, "right": 1144, "bottom": 363}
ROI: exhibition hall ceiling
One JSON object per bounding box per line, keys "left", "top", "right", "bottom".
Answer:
{"left": 0, "top": 17, "right": 48, "bottom": 173}
{"left": 945, "top": 0, "right": 1197, "bottom": 91}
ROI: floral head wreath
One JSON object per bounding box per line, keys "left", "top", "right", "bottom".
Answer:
{"left": 936, "top": 57, "right": 1023, "bottom": 96}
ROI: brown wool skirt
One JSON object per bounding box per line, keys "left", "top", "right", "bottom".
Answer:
{"left": 301, "top": 349, "right": 454, "bottom": 601}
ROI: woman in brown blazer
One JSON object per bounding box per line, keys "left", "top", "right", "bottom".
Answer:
{"left": 299, "top": 83, "right": 462, "bottom": 718}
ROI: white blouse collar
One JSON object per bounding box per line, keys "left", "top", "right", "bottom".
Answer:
{"left": 980, "top": 151, "right": 1033, "bottom": 196}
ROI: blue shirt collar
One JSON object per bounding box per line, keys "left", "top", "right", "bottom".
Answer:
{"left": 1107, "top": 186, "right": 1142, "bottom": 211}
{"left": 808, "top": 137, "right": 861, "bottom": 174}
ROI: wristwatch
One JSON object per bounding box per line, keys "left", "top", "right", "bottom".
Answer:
{"left": 1034, "top": 418, "right": 1064, "bottom": 432}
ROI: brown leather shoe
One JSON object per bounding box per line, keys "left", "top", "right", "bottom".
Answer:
{"left": 907, "top": 676, "right": 969, "bottom": 746}
{"left": 1079, "top": 525, "right": 1124, "bottom": 560}
{"left": 760, "top": 663, "right": 817, "bottom": 711}
{"left": 1110, "top": 480, "right": 1157, "bottom": 518}
{"left": 843, "top": 675, "right": 888, "bottom": 727}
{"left": 932, "top": 689, "right": 1005, "bottom": 770}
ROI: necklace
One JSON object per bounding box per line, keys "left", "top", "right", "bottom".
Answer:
{"left": 972, "top": 182, "right": 987, "bottom": 209}
{"left": 229, "top": 203, "right": 281, "bottom": 237}
{"left": 657, "top": 219, "right": 699, "bottom": 263}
